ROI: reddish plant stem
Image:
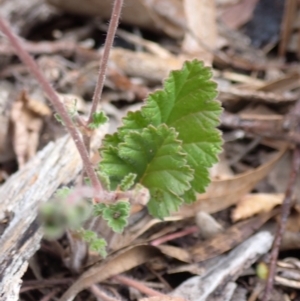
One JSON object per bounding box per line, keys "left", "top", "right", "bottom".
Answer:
{"left": 40, "top": 290, "right": 59, "bottom": 301}
{"left": 90, "top": 285, "right": 119, "bottom": 301}
{"left": 262, "top": 146, "right": 300, "bottom": 301}
{"left": 0, "top": 16, "right": 103, "bottom": 197}
{"left": 112, "top": 275, "right": 166, "bottom": 297}
{"left": 150, "top": 226, "right": 198, "bottom": 246}
{"left": 87, "top": 0, "right": 123, "bottom": 125}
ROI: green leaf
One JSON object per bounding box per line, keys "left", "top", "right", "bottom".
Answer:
{"left": 89, "top": 111, "right": 109, "bottom": 129}
{"left": 80, "top": 229, "right": 107, "bottom": 257}
{"left": 90, "top": 238, "right": 107, "bottom": 257}
{"left": 54, "top": 99, "right": 78, "bottom": 125}
{"left": 120, "top": 60, "right": 222, "bottom": 200}
{"left": 101, "top": 201, "right": 130, "bottom": 233}
{"left": 40, "top": 188, "right": 93, "bottom": 239}
{"left": 97, "top": 171, "right": 111, "bottom": 190}
{"left": 55, "top": 186, "right": 71, "bottom": 199}
{"left": 54, "top": 113, "right": 63, "bottom": 124}
{"left": 100, "top": 144, "right": 135, "bottom": 190}
{"left": 99, "top": 60, "right": 222, "bottom": 217}
{"left": 82, "top": 229, "right": 97, "bottom": 243}
{"left": 101, "top": 125, "right": 194, "bottom": 218}
{"left": 93, "top": 203, "right": 107, "bottom": 216}
{"left": 120, "top": 173, "right": 137, "bottom": 191}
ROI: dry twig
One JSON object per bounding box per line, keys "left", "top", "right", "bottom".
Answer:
{"left": 262, "top": 146, "right": 300, "bottom": 300}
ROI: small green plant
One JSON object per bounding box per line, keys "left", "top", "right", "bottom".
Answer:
{"left": 88, "top": 111, "right": 109, "bottom": 129}
{"left": 81, "top": 229, "right": 107, "bottom": 257}
{"left": 40, "top": 187, "right": 92, "bottom": 239}
{"left": 94, "top": 200, "right": 130, "bottom": 233}
{"left": 0, "top": 4, "right": 222, "bottom": 259}
{"left": 99, "top": 59, "right": 222, "bottom": 218}
{"left": 40, "top": 60, "right": 222, "bottom": 254}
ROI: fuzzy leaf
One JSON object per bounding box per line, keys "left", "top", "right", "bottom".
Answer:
{"left": 54, "top": 186, "right": 71, "bottom": 199}
{"left": 40, "top": 196, "right": 92, "bottom": 239}
{"left": 89, "top": 111, "right": 108, "bottom": 129}
{"left": 120, "top": 173, "right": 137, "bottom": 191}
{"left": 101, "top": 201, "right": 130, "bottom": 233}
{"left": 97, "top": 171, "right": 111, "bottom": 190}
{"left": 100, "top": 145, "right": 134, "bottom": 190}
{"left": 81, "top": 229, "right": 107, "bottom": 257}
{"left": 82, "top": 229, "right": 97, "bottom": 243}
{"left": 90, "top": 238, "right": 107, "bottom": 257}
{"left": 100, "top": 60, "right": 222, "bottom": 217}
{"left": 54, "top": 99, "right": 77, "bottom": 125}
{"left": 101, "top": 125, "right": 194, "bottom": 218}
{"left": 105, "top": 60, "right": 221, "bottom": 200}
{"left": 93, "top": 203, "right": 107, "bottom": 216}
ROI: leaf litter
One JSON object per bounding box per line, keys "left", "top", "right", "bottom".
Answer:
{"left": 2, "top": 0, "right": 300, "bottom": 300}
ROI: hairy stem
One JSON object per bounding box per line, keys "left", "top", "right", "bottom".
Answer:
{"left": 87, "top": 0, "right": 123, "bottom": 125}
{"left": 0, "top": 16, "right": 103, "bottom": 197}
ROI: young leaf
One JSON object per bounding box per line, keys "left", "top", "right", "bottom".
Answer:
{"left": 54, "top": 113, "right": 63, "bottom": 124}
{"left": 82, "top": 229, "right": 97, "bottom": 243}
{"left": 40, "top": 198, "right": 92, "bottom": 239}
{"left": 90, "top": 238, "right": 107, "bottom": 257}
{"left": 54, "top": 99, "right": 78, "bottom": 125}
{"left": 55, "top": 186, "right": 71, "bottom": 199}
{"left": 97, "top": 171, "right": 111, "bottom": 190}
{"left": 120, "top": 60, "right": 222, "bottom": 200}
{"left": 120, "top": 173, "right": 137, "bottom": 191}
{"left": 101, "top": 125, "right": 194, "bottom": 218}
{"left": 81, "top": 229, "right": 107, "bottom": 257}
{"left": 101, "top": 200, "right": 130, "bottom": 233}
{"left": 88, "top": 111, "right": 108, "bottom": 129}
{"left": 93, "top": 203, "right": 107, "bottom": 216}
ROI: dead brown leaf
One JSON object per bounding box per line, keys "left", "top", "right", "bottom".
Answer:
{"left": 110, "top": 48, "right": 183, "bottom": 83}
{"left": 196, "top": 211, "right": 224, "bottom": 239}
{"left": 281, "top": 231, "right": 300, "bottom": 251}
{"left": 268, "top": 152, "right": 300, "bottom": 196}
{"left": 220, "top": 0, "right": 259, "bottom": 29}
{"left": 257, "top": 73, "right": 300, "bottom": 93}
{"left": 156, "top": 245, "right": 191, "bottom": 263}
{"left": 177, "top": 143, "right": 287, "bottom": 217}
{"left": 232, "top": 193, "right": 284, "bottom": 222}
{"left": 182, "top": 0, "right": 216, "bottom": 64}
{"left": 58, "top": 245, "right": 161, "bottom": 301}
{"left": 47, "top": 0, "right": 185, "bottom": 38}
{"left": 140, "top": 0, "right": 185, "bottom": 38}
{"left": 279, "top": 0, "right": 297, "bottom": 56}
{"left": 284, "top": 210, "right": 300, "bottom": 233}
{"left": 10, "top": 90, "right": 51, "bottom": 167}
{"left": 108, "top": 214, "right": 182, "bottom": 251}
{"left": 210, "top": 151, "right": 234, "bottom": 180}
{"left": 190, "top": 209, "right": 278, "bottom": 262}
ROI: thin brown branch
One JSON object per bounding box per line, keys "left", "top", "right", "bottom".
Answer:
{"left": 90, "top": 285, "right": 120, "bottom": 301}
{"left": 0, "top": 16, "right": 103, "bottom": 197}
{"left": 112, "top": 275, "right": 166, "bottom": 297}
{"left": 87, "top": 0, "right": 123, "bottom": 125}
{"left": 221, "top": 111, "right": 300, "bottom": 144}
{"left": 150, "top": 226, "right": 198, "bottom": 246}
{"left": 40, "top": 289, "right": 60, "bottom": 301}
{"left": 0, "top": 39, "right": 78, "bottom": 56}
{"left": 262, "top": 146, "right": 300, "bottom": 301}
{"left": 21, "top": 278, "right": 74, "bottom": 292}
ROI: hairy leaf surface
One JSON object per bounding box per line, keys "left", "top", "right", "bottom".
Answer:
{"left": 99, "top": 60, "right": 222, "bottom": 217}
{"left": 101, "top": 125, "right": 194, "bottom": 217}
